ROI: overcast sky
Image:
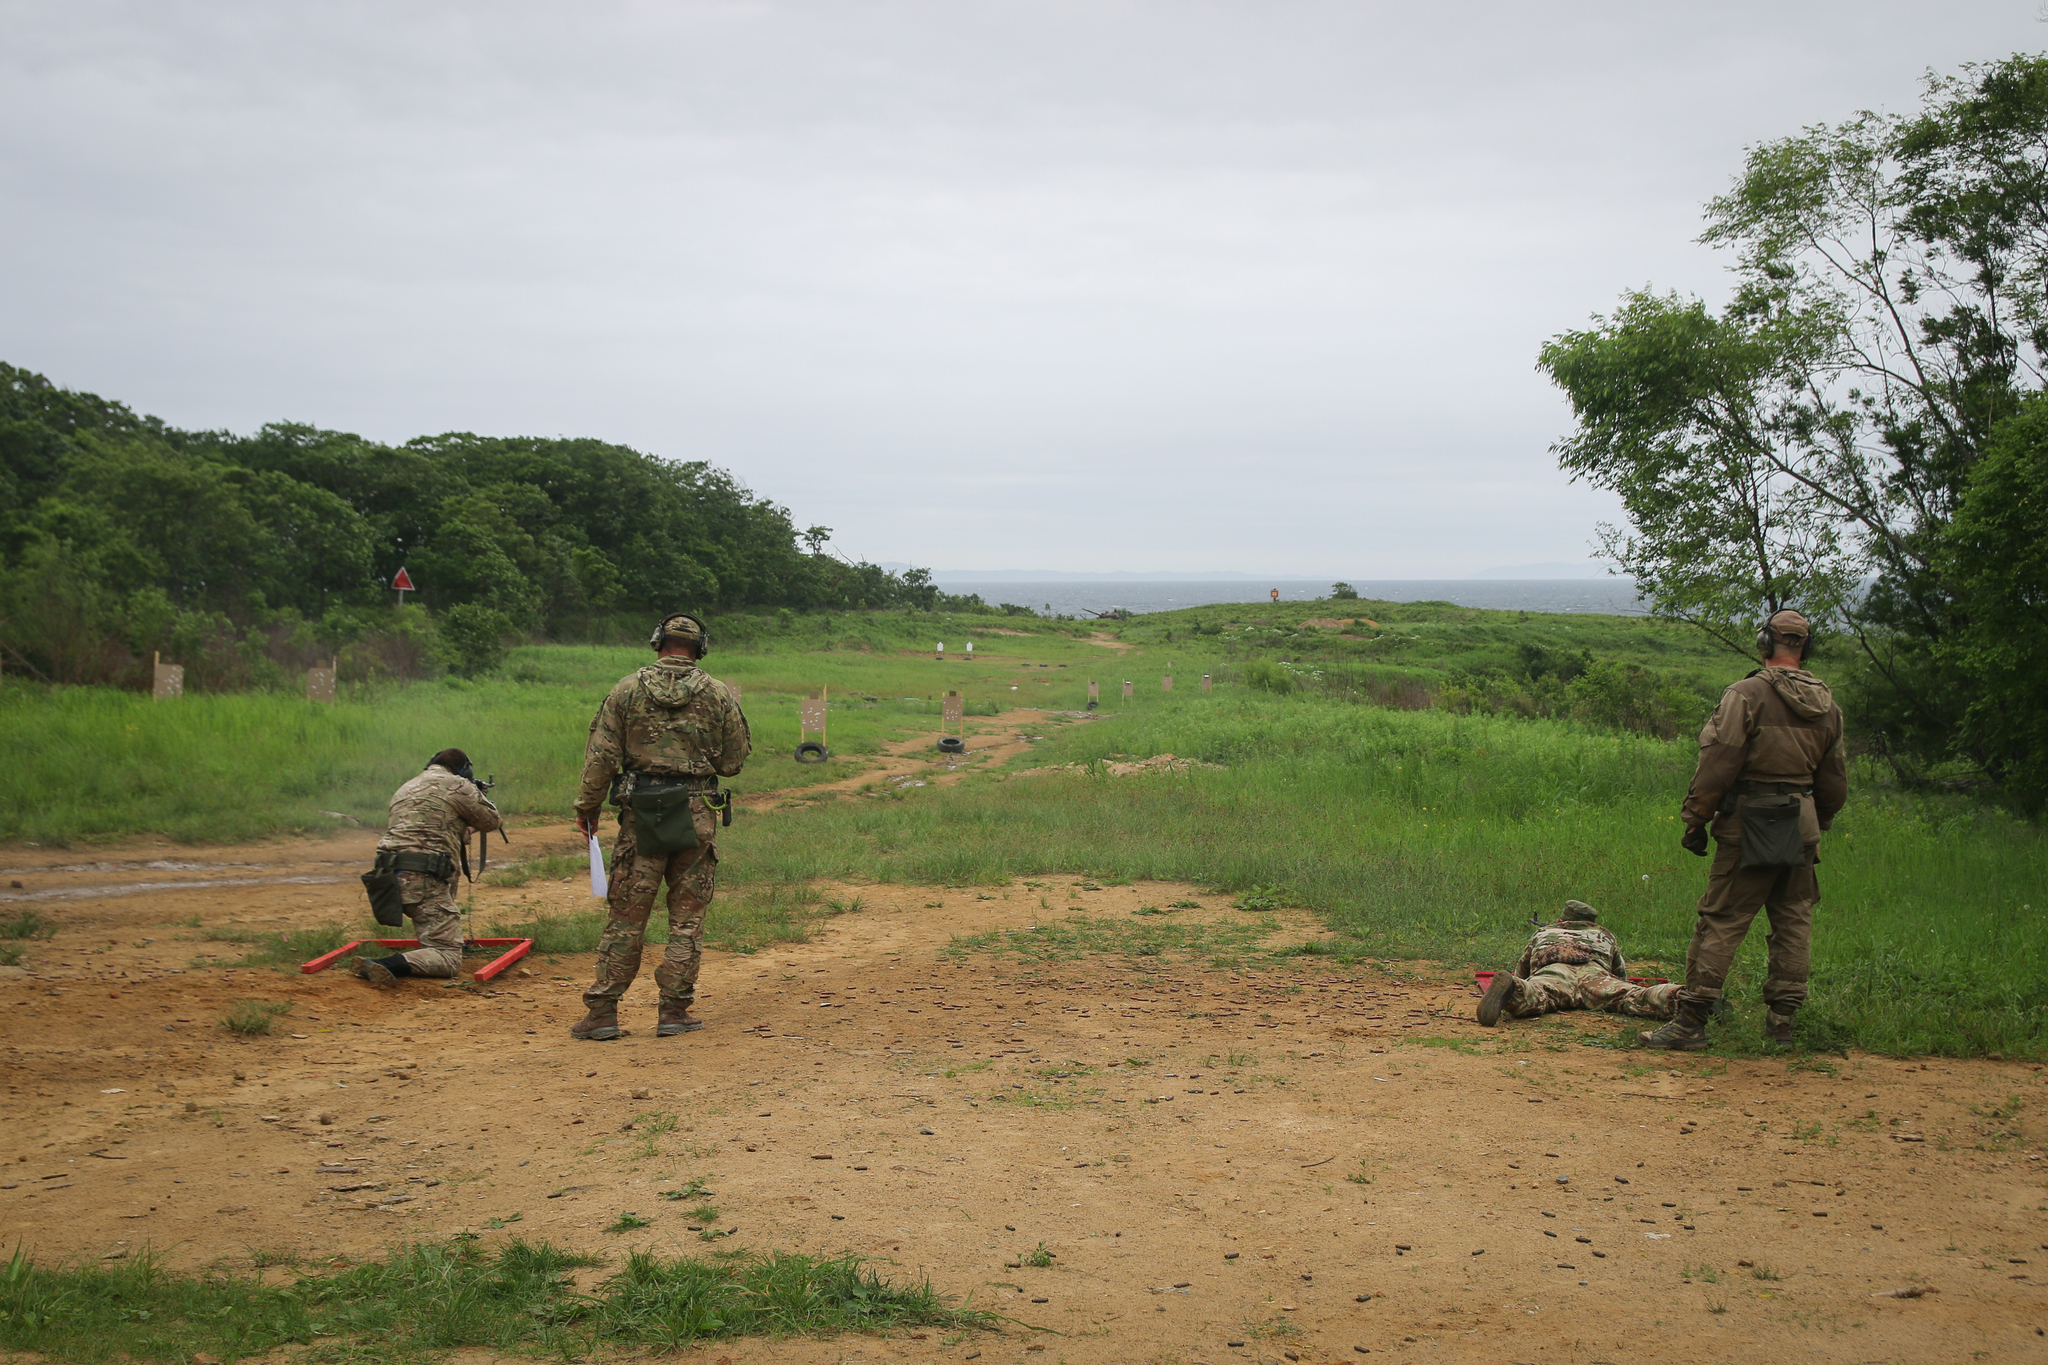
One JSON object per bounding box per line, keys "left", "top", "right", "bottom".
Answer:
{"left": 2, "top": 2, "right": 2040, "bottom": 577}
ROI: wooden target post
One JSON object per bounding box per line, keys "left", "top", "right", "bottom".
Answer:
{"left": 1161, "top": 675, "right": 1173, "bottom": 691}
{"left": 942, "top": 689, "right": 964, "bottom": 736}
{"left": 1121, "top": 679, "right": 1134, "bottom": 702}
{"left": 1087, "top": 680, "right": 1100, "bottom": 708}
{"left": 306, "top": 657, "right": 337, "bottom": 703}
{"left": 151, "top": 652, "right": 184, "bottom": 700}
{"left": 1201, "top": 673, "right": 1212, "bottom": 691}
{"left": 935, "top": 641, "right": 945, "bottom": 661}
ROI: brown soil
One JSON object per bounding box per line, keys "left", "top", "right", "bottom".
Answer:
{"left": 2, "top": 851, "right": 2044, "bottom": 1364}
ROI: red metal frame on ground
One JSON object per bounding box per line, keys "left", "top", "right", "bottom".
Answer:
{"left": 300, "top": 937, "right": 534, "bottom": 983}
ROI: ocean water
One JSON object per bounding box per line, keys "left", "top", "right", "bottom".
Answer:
{"left": 941, "top": 578, "right": 1646, "bottom": 619}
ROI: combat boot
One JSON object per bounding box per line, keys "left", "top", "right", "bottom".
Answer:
{"left": 1475, "top": 972, "right": 1522, "bottom": 1028}
{"left": 570, "top": 1002, "right": 622, "bottom": 1041}
{"left": 657, "top": 999, "right": 705, "bottom": 1036}
{"left": 1637, "top": 997, "right": 1713, "bottom": 1051}
{"left": 1761, "top": 1007, "right": 1797, "bottom": 1048}
{"left": 349, "top": 956, "right": 396, "bottom": 988}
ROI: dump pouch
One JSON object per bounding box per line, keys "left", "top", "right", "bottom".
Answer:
{"left": 629, "top": 780, "right": 702, "bottom": 856}
{"left": 361, "top": 870, "right": 406, "bottom": 927}
{"left": 1737, "top": 793, "right": 1806, "bottom": 870}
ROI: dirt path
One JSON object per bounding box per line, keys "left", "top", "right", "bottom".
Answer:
{"left": 2, "top": 852, "right": 2044, "bottom": 1364}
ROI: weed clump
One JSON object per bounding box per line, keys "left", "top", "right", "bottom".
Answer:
{"left": 220, "top": 1000, "right": 293, "bottom": 1035}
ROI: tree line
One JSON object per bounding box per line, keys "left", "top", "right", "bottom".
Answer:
{"left": 1539, "top": 52, "right": 2048, "bottom": 811}
{"left": 0, "top": 365, "right": 998, "bottom": 687}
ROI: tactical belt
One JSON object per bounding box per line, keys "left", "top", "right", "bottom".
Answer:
{"left": 1731, "top": 780, "right": 1811, "bottom": 796}
{"left": 374, "top": 849, "right": 455, "bottom": 879}
{"left": 626, "top": 771, "right": 720, "bottom": 791}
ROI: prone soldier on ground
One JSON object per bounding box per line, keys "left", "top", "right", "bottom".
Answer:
{"left": 353, "top": 748, "right": 502, "bottom": 986}
{"left": 1476, "top": 900, "right": 1679, "bottom": 1026}
{"left": 570, "top": 613, "right": 750, "bottom": 1042}
{"left": 1639, "top": 609, "right": 1847, "bottom": 1051}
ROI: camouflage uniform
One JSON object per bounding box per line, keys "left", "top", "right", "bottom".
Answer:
{"left": 374, "top": 766, "right": 502, "bottom": 977}
{"left": 575, "top": 657, "right": 750, "bottom": 1012}
{"left": 1677, "top": 666, "right": 1848, "bottom": 1013}
{"left": 1504, "top": 921, "right": 1678, "bottom": 1020}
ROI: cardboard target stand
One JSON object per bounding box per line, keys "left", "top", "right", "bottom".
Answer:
{"left": 795, "top": 688, "right": 830, "bottom": 762}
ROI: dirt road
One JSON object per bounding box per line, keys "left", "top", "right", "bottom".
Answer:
{"left": 2, "top": 844, "right": 2045, "bottom": 1365}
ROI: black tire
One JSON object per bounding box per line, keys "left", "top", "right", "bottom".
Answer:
{"left": 794, "top": 741, "right": 829, "bottom": 764}
{"left": 936, "top": 736, "right": 966, "bottom": 754}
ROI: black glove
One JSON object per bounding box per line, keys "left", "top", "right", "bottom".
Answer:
{"left": 1680, "top": 824, "right": 1710, "bottom": 857}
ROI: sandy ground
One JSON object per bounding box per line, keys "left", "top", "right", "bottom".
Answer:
{"left": 3, "top": 834, "right": 2047, "bottom": 1365}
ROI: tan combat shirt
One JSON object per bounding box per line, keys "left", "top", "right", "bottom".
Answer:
{"left": 575, "top": 658, "right": 751, "bottom": 816}
{"left": 1515, "top": 923, "right": 1626, "bottom": 978}
{"left": 1681, "top": 666, "right": 1848, "bottom": 840}
{"left": 376, "top": 765, "right": 503, "bottom": 863}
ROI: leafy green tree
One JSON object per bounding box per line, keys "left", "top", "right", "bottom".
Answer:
{"left": 1938, "top": 396, "right": 2048, "bottom": 806}
{"left": 1536, "top": 290, "right": 1860, "bottom": 655}
{"left": 1542, "top": 52, "right": 2048, "bottom": 781}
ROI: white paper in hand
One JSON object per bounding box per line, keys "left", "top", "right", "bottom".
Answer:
{"left": 588, "top": 834, "right": 609, "bottom": 898}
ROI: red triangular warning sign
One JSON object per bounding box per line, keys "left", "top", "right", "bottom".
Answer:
{"left": 391, "top": 567, "right": 415, "bottom": 592}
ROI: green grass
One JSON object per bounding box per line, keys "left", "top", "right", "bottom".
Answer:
{"left": 205, "top": 924, "right": 354, "bottom": 969}
{"left": 219, "top": 999, "right": 294, "bottom": 1035}
{"left": 6, "top": 604, "right": 2044, "bottom": 1058}
{"left": 712, "top": 691, "right": 2048, "bottom": 1058}
{"left": 0, "top": 1239, "right": 990, "bottom": 1364}
{"left": 0, "top": 612, "right": 1122, "bottom": 843}
{"left": 0, "top": 909, "right": 54, "bottom": 939}
{"left": 487, "top": 879, "right": 839, "bottom": 957}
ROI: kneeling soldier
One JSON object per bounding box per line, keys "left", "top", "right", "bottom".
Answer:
{"left": 1476, "top": 901, "right": 1679, "bottom": 1027}
{"left": 352, "top": 748, "right": 502, "bottom": 986}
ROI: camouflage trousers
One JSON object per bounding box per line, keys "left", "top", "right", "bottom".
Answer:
{"left": 396, "top": 871, "right": 464, "bottom": 978}
{"left": 584, "top": 802, "right": 718, "bottom": 1009}
{"left": 1680, "top": 836, "right": 1818, "bottom": 1011}
{"left": 1510, "top": 963, "right": 1679, "bottom": 1019}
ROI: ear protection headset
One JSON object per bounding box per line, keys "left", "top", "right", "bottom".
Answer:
{"left": 1756, "top": 613, "right": 1813, "bottom": 661}
{"left": 648, "top": 614, "right": 710, "bottom": 657}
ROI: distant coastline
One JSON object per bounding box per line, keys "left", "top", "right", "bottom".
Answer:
{"left": 934, "top": 577, "right": 1646, "bottom": 618}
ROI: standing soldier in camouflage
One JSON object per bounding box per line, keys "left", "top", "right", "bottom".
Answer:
{"left": 352, "top": 748, "right": 501, "bottom": 986}
{"left": 1475, "top": 901, "right": 1679, "bottom": 1026}
{"left": 1640, "top": 610, "right": 1848, "bottom": 1051}
{"left": 571, "top": 613, "right": 750, "bottom": 1041}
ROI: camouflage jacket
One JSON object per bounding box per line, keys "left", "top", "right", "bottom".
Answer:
{"left": 1515, "top": 923, "right": 1626, "bottom": 978}
{"left": 1681, "top": 667, "right": 1848, "bottom": 838}
{"left": 575, "top": 658, "right": 751, "bottom": 814}
{"left": 376, "top": 765, "right": 503, "bottom": 864}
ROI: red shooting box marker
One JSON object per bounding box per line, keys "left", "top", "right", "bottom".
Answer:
{"left": 390, "top": 567, "right": 416, "bottom": 591}
{"left": 301, "top": 936, "right": 533, "bottom": 983}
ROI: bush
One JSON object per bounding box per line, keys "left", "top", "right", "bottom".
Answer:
{"left": 441, "top": 603, "right": 515, "bottom": 678}
{"left": 1241, "top": 659, "right": 1296, "bottom": 694}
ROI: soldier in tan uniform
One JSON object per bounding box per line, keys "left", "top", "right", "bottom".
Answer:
{"left": 570, "top": 614, "right": 750, "bottom": 1041}
{"left": 351, "top": 748, "right": 502, "bottom": 986}
{"left": 1640, "top": 610, "right": 1848, "bottom": 1051}
{"left": 1475, "top": 901, "right": 1679, "bottom": 1026}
